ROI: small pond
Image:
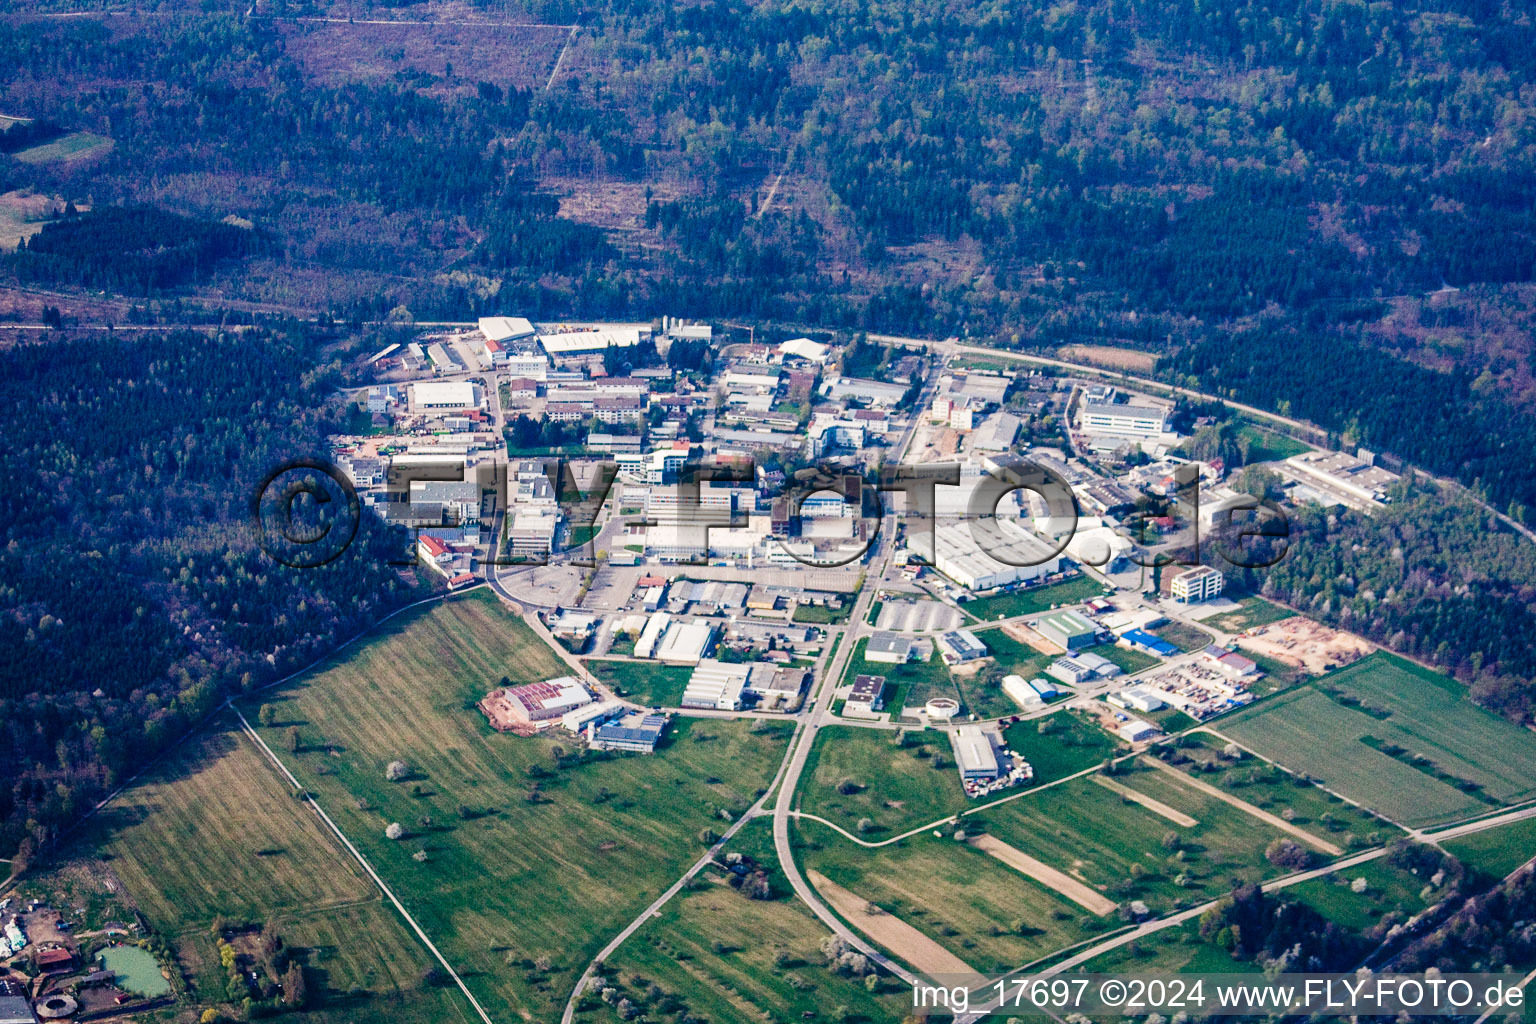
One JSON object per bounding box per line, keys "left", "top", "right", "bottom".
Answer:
{"left": 97, "top": 944, "right": 170, "bottom": 997}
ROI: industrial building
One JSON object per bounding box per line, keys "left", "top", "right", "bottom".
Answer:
{"left": 654, "top": 619, "right": 717, "bottom": 664}
{"left": 478, "top": 315, "right": 537, "bottom": 343}
{"left": 411, "top": 380, "right": 484, "bottom": 412}
{"left": 1036, "top": 609, "right": 1098, "bottom": 651}
{"left": 846, "top": 674, "right": 887, "bottom": 711}
{"left": 479, "top": 677, "right": 593, "bottom": 733}
{"left": 1046, "top": 656, "right": 1095, "bottom": 685}
{"left": 681, "top": 660, "right": 749, "bottom": 710}
{"left": 1079, "top": 401, "right": 1169, "bottom": 437}
{"left": 590, "top": 711, "right": 669, "bottom": 753}
{"left": 1170, "top": 565, "right": 1225, "bottom": 603}
{"left": 918, "top": 518, "right": 1063, "bottom": 591}
{"left": 935, "top": 629, "right": 989, "bottom": 664}
{"left": 951, "top": 726, "right": 1001, "bottom": 782}
{"left": 1108, "top": 687, "right": 1165, "bottom": 713}
{"left": 864, "top": 632, "right": 914, "bottom": 664}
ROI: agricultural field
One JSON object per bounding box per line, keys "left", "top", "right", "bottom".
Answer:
{"left": 13, "top": 131, "right": 113, "bottom": 164}
{"left": 244, "top": 590, "right": 794, "bottom": 1020}
{"left": 1218, "top": 654, "right": 1536, "bottom": 827}
{"left": 584, "top": 658, "right": 692, "bottom": 706}
{"left": 1442, "top": 817, "right": 1536, "bottom": 880}
{"left": 1055, "top": 344, "right": 1158, "bottom": 372}
{"left": 963, "top": 576, "right": 1110, "bottom": 622}
{"left": 977, "top": 768, "right": 1303, "bottom": 919}
{"left": 28, "top": 718, "right": 465, "bottom": 1024}
{"left": 573, "top": 822, "right": 911, "bottom": 1024}
{"left": 1078, "top": 920, "right": 1256, "bottom": 974}
{"left": 1161, "top": 735, "right": 1396, "bottom": 846}
{"left": 793, "top": 821, "right": 1096, "bottom": 976}
{"left": 797, "top": 726, "right": 969, "bottom": 837}
{"left": 1202, "top": 595, "right": 1294, "bottom": 633}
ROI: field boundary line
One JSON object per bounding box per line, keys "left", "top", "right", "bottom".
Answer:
{"left": 1141, "top": 756, "right": 1342, "bottom": 855}
{"left": 234, "top": 709, "right": 495, "bottom": 1024}
{"left": 1091, "top": 773, "right": 1198, "bottom": 827}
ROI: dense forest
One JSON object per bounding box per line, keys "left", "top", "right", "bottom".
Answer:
{"left": 0, "top": 328, "right": 424, "bottom": 863}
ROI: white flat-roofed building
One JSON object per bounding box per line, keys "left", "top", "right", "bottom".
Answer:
{"left": 1080, "top": 401, "right": 1169, "bottom": 437}
{"left": 952, "top": 726, "right": 1000, "bottom": 781}
{"left": 1108, "top": 686, "right": 1165, "bottom": 712}
{"left": 539, "top": 326, "right": 643, "bottom": 354}
{"left": 918, "top": 517, "right": 1062, "bottom": 592}
{"left": 821, "top": 376, "right": 909, "bottom": 407}
{"left": 635, "top": 611, "right": 672, "bottom": 659}
{"left": 561, "top": 699, "right": 622, "bottom": 733}
{"left": 973, "top": 411, "right": 1021, "bottom": 452}
{"left": 508, "top": 508, "right": 559, "bottom": 556}
{"left": 865, "top": 632, "right": 914, "bottom": 664}
{"left": 411, "top": 380, "right": 484, "bottom": 412}
{"left": 479, "top": 316, "right": 537, "bottom": 343}
{"left": 655, "top": 619, "right": 716, "bottom": 665}
{"left": 682, "top": 659, "right": 749, "bottom": 710}
{"left": 723, "top": 370, "right": 783, "bottom": 391}
{"left": 506, "top": 353, "right": 550, "bottom": 381}
{"left": 778, "top": 337, "right": 829, "bottom": 363}
{"left": 1003, "top": 674, "right": 1043, "bottom": 709}
{"left": 410, "top": 481, "right": 481, "bottom": 523}
{"left": 1170, "top": 565, "right": 1225, "bottom": 603}
{"left": 1073, "top": 650, "right": 1122, "bottom": 678}
{"left": 1282, "top": 450, "right": 1400, "bottom": 508}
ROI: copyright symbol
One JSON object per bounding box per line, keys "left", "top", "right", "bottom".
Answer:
{"left": 251, "top": 458, "right": 361, "bottom": 568}
{"left": 1100, "top": 980, "right": 1126, "bottom": 1007}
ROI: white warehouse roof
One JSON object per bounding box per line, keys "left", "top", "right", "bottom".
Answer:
{"left": 411, "top": 380, "right": 483, "bottom": 409}
{"left": 479, "top": 316, "right": 536, "bottom": 342}
{"left": 539, "top": 327, "right": 643, "bottom": 354}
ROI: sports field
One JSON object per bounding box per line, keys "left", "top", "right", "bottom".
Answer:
{"left": 1218, "top": 653, "right": 1536, "bottom": 827}
{"left": 66, "top": 719, "right": 464, "bottom": 1024}
{"left": 246, "top": 590, "right": 793, "bottom": 1019}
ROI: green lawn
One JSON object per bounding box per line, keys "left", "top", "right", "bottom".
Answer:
{"left": 1003, "top": 709, "right": 1121, "bottom": 787}
{"left": 1152, "top": 621, "right": 1214, "bottom": 653}
{"left": 584, "top": 658, "right": 693, "bottom": 706}
{"left": 1079, "top": 919, "right": 1255, "bottom": 974}
{"left": 1203, "top": 595, "right": 1294, "bottom": 633}
{"left": 1091, "top": 642, "right": 1161, "bottom": 675}
{"left": 839, "top": 638, "right": 958, "bottom": 717}
{"left": 1234, "top": 421, "right": 1312, "bottom": 463}
{"left": 977, "top": 768, "right": 1298, "bottom": 918}
{"left": 1218, "top": 653, "right": 1536, "bottom": 827}
{"left": 793, "top": 821, "right": 1097, "bottom": 975}
{"left": 797, "top": 726, "right": 969, "bottom": 837}
{"left": 574, "top": 821, "right": 910, "bottom": 1024}
{"left": 1442, "top": 817, "right": 1536, "bottom": 880}
{"left": 244, "top": 591, "right": 793, "bottom": 1020}
{"left": 1286, "top": 857, "right": 1436, "bottom": 933}
{"left": 792, "top": 601, "right": 852, "bottom": 624}
{"left": 962, "top": 576, "right": 1109, "bottom": 621}
{"left": 14, "top": 130, "right": 114, "bottom": 163}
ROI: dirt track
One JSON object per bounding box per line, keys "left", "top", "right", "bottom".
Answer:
{"left": 969, "top": 835, "right": 1119, "bottom": 915}
{"left": 1092, "top": 775, "right": 1199, "bottom": 827}
{"left": 807, "top": 870, "right": 980, "bottom": 979}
